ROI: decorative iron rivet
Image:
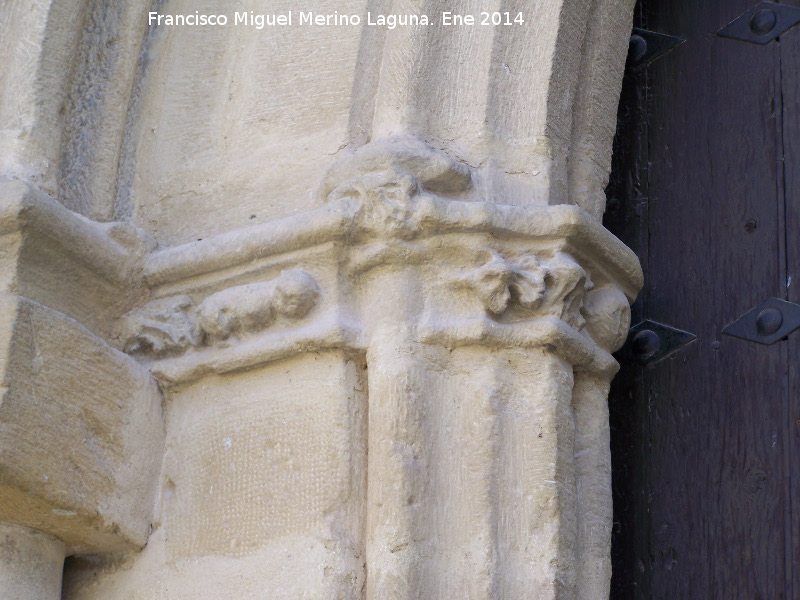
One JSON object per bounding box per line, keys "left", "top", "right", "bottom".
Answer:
{"left": 632, "top": 329, "right": 661, "bottom": 359}
{"left": 711, "top": 341, "right": 721, "bottom": 350}
{"left": 755, "top": 307, "right": 783, "bottom": 336}
{"left": 745, "top": 219, "right": 758, "bottom": 233}
{"left": 627, "top": 29, "right": 684, "bottom": 70}
{"left": 718, "top": 3, "right": 800, "bottom": 45}
{"left": 750, "top": 8, "right": 777, "bottom": 36}
{"left": 723, "top": 298, "right": 800, "bottom": 345}
{"left": 629, "top": 35, "right": 648, "bottom": 62}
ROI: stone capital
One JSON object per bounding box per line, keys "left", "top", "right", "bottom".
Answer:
{"left": 122, "top": 138, "right": 639, "bottom": 392}
{"left": 98, "top": 136, "right": 642, "bottom": 599}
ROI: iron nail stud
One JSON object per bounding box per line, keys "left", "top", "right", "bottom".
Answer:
{"left": 755, "top": 307, "right": 783, "bottom": 337}
{"left": 718, "top": 2, "right": 800, "bottom": 44}
{"left": 749, "top": 8, "right": 777, "bottom": 36}
{"left": 723, "top": 298, "right": 800, "bottom": 345}
{"left": 618, "top": 320, "right": 696, "bottom": 366}
{"left": 626, "top": 28, "right": 684, "bottom": 70}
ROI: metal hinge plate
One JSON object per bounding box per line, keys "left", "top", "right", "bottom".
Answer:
{"left": 722, "top": 298, "right": 800, "bottom": 345}
{"left": 617, "top": 320, "right": 697, "bottom": 366}
{"left": 627, "top": 28, "right": 684, "bottom": 71}
{"left": 717, "top": 2, "right": 800, "bottom": 45}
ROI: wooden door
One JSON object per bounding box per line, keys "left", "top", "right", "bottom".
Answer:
{"left": 605, "top": 1, "right": 800, "bottom": 598}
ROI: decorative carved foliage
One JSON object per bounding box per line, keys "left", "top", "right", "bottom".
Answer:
{"left": 319, "top": 138, "right": 623, "bottom": 342}
{"left": 457, "top": 253, "right": 515, "bottom": 314}
{"left": 509, "top": 255, "right": 549, "bottom": 312}
{"left": 127, "top": 136, "right": 636, "bottom": 368}
{"left": 539, "top": 253, "right": 589, "bottom": 330}
{"left": 457, "top": 251, "right": 590, "bottom": 329}
{"left": 319, "top": 135, "right": 472, "bottom": 203}
{"left": 336, "top": 168, "right": 420, "bottom": 237}
{"left": 121, "top": 296, "right": 199, "bottom": 357}
{"left": 122, "top": 270, "right": 320, "bottom": 359}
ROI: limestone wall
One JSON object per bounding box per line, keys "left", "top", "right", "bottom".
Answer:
{"left": 0, "top": 1, "right": 639, "bottom": 599}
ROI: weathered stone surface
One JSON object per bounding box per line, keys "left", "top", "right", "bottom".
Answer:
{"left": 0, "top": 180, "right": 153, "bottom": 344}
{"left": 0, "top": 523, "right": 65, "bottom": 600}
{"left": 56, "top": 137, "right": 637, "bottom": 599}
{"left": 62, "top": 352, "right": 368, "bottom": 599}
{"left": 3, "top": 1, "right": 641, "bottom": 598}
{"left": 0, "top": 1, "right": 151, "bottom": 220}
{"left": 0, "top": 293, "right": 163, "bottom": 553}
{"left": 0, "top": 178, "right": 164, "bottom": 564}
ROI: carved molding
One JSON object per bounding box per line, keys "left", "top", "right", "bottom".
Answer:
{"left": 0, "top": 180, "right": 150, "bottom": 286}
{"left": 148, "top": 315, "right": 363, "bottom": 385}
{"left": 111, "top": 137, "right": 640, "bottom": 385}
{"left": 0, "top": 137, "right": 636, "bottom": 386}
{"left": 452, "top": 251, "right": 590, "bottom": 328}
{"left": 142, "top": 140, "right": 642, "bottom": 301}
{"left": 418, "top": 316, "right": 620, "bottom": 378}
{"left": 0, "top": 180, "right": 154, "bottom": 343}
{"left": 121, "top": 270, "right": 321, "bottom": 360}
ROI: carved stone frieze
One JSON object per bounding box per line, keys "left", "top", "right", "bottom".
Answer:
{"left": 117, "top": 138, "right": 641, "bottom": 387}
{"left": 121, "top": 270, "right": 321, "bottom": 359}
{"left": 197, "top": 269, "right": 320, "bottom": 341}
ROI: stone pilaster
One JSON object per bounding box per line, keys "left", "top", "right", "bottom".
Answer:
{"left": 0, "top": 523, "right": 65, "bottom": 600}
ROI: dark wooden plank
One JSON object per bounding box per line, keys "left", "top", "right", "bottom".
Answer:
{"left": 604, "top": 0, "right": 791, "bottom": 598}
{"left": 644, "top": 1, "right": 788, "bottom": 598}
{"left": 779, "top": 19, "right": 800, "bottom": 600}
{"left": 607, "top": 0, "right": 796, "bottom": 597}
{"left": 605, "top": 5, "right": 653, "bottom": 597}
